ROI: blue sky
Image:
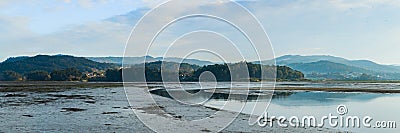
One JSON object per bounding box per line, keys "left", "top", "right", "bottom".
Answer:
{"left": 1, "top": 0, "right": 400, "bottom": 64}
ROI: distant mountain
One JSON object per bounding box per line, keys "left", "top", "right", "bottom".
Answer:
{"left": 86, "top": 56, "right": 215, "bottom": 66}
{"left": 288, "top": 60, "right": 373, "bottom": 74}
{"left": 347, "top": 60, "right": 400, "bottom": 73}
{"left": 0, "top": 55, "right": 115, "bottom": 74}
{"left": 260, "top": 55, "right": 400, "bottom": 74}
{"left": 277, "top": 55, "right": 349, "bottom": 65}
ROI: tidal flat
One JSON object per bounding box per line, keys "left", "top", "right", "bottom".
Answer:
{"left": 0, "top": 81, "right": 344, "bottom": 132}
{"left": 4, "top": 81, "right": 399, "bottom": 132}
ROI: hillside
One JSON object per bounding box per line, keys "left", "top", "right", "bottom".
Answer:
{"left": 260, "top": 55, "right": 400, "bottom": 73}
{"left": 259, "top": 55, "right": 400, "bottom": 74}
{"left": 256, "top": 55, "right": 400, "bottom": 80}
{"left": 287, "top": 60, "right": 372, "bottom": 74}
{"left": 0, "top": 55, "right": 115, "bottom": 74}
{"left": 276, "top": 55, "right": 349, "bottom": 65}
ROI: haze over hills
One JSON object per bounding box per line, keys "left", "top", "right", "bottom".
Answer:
{"left": 86, "top": 56, "right": 214, "bottom": 66}
{"left": 255, "top": 55, "right": 400, "bottom": 80}
{"left": 288, "top": 60, "right": 374, "bottom": 74}
{"left": 260, "top": 55, "right": 400, "bottom": 73}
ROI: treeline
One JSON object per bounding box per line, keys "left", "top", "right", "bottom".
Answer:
{"left": 0, "top": 61, "right": 305, "bottom": 82}
{"left": 103, "top": 61, "right": 305, "bottom": 82}
{"left": 189, "top": 62, "right": 304, "bottom": 82}
{"left": 88, "top": 69, "right": 122, "bottom": 82}
{"left": 1, "top": 68, "right": 85, "bottom": 81}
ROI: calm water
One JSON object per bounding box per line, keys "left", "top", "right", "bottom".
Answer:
{"left": 203, "top": 92, "right": 400, "bottom": 133}
{"left": 153, "top": 82, "right": 400, "bottom": 133}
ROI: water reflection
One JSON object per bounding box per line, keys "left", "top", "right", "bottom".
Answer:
{"left": 272, "top": 91, "right": 383, "bottom": 106}
{"left": 150, "top": 85, "right": 400, "bottom": 133}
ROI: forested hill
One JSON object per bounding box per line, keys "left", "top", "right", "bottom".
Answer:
{"left": 189, "top": 63, "right": 304, "bottom": 82}
{"left": 0, "top": 55, "right": 115, "bottom": 74}
{"left": 121, "top": 61, "right": 305, "bottom": 82}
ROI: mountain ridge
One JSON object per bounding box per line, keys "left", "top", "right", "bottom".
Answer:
{"left": 288, "top": 60, "right": 374, "bottom": 74}
{"left": 260, "top": 55, "right": 400, "bottom": 74}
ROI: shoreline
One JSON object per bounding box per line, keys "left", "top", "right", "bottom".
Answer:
{"left": 1, "top": 81, "right": 399, "bottom": 94}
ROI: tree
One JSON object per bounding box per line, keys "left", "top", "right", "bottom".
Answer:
{"left": 0, "top": 71, "right": 22, "bottom": 81}
{"left": 193, "top": 64, "right": 231, "bottom": 82}
{"left": 191, "top": 63, "right": 304, "bottom": 82}
{"left": 50, "top": 68, "right": 82, "bottom": 81}
{"left": 50, "top": 70, "right": 67, "bottom": 81}
{"left": 105, "top": 69, "right": 122, "bottom": 82}
{"left": 25, "top": 71, "right": 50, "bottom": 81}
{"left": 357, "top": 73, "right": 376, "bottom": 81}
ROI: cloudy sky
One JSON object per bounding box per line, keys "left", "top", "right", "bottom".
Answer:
{"left": 1, "top": 0, "right": 400, "bottom": 64}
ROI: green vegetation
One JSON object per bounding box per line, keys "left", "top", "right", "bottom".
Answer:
{"left": 121, "top": 61, "right": 304, "bottom": 82}
{"left": 50, "top": 68, "right": 82, "bottom": 81}
{"left": 0, "top": 71, "right": 22, "bottom": 81}
{"left": 25, "top": 71, "right": 51, "bottom": 81}
{"left": 104, "top": 69, "right": 122, "bottom": 82}
{"left": 0, "top": 55, "right": 305, "bottom": 82}
{"left": 22, "top": 68, "right": 83, "bottom": 81}
{"left": 190, "top": 62, "right": 303, "bottom": 81}
{"left": 0, "top": 55, "right": 115, "bottom": 74}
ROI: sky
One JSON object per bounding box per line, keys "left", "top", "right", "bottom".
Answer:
{"left": 0, "top": 0, "right": 400, "bottom": 65}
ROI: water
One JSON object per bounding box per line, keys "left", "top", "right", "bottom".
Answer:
{"left": 276, "top": 82, "right": 400, "bottom": 90}
{"left": 152, "top": 82, "right": 400, "bottom": 133}
{"left": 267, "top": 92, "right": 400, "bottom": 133}
{"left": 203, "top": 92, "right": 400, "bottom": 133}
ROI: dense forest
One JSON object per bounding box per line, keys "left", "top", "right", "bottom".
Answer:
{"left": 113, "top": 61, "right": 304, "bottom": 82}
{"left": 1, "top": 68, "right": 86, "bottom": 81}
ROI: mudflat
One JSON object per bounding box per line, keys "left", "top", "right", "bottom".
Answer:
{"left": 0, "top": 82, "right": 342, "bottom": 132}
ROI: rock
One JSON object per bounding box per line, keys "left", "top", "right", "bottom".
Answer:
{"left": 61, "top": 108, "right": 87, "bottom": 112}
{"left": 102, "top": 112, "right": 120, "bottom": 114}
{"left": 22, "top": 114, "right": 33, "bottom": 117}
{"left": 84, "top": 100, "right": 96, "bottom": 104}
{"left": 4, "top": 93, "right": 27, "bottom": 97}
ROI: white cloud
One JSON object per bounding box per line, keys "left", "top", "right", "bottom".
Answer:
{"left": 1, "top": 0, "right": 400, "bottom": 64}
